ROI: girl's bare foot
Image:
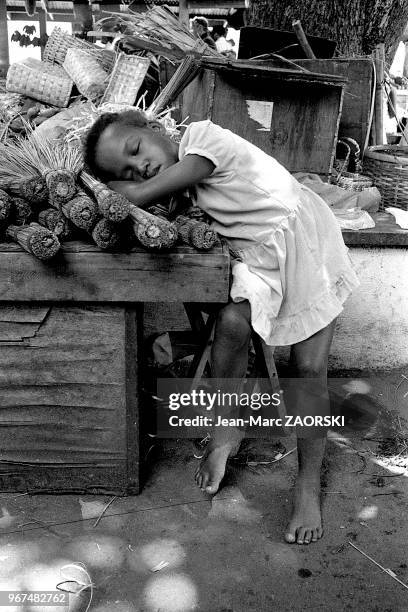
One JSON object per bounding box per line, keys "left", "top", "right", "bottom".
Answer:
{"left": 284, "top": 477, "right": 323, "bottom": 545}
{"left": 195, "top": 440, "right": 240, "bottom": 494}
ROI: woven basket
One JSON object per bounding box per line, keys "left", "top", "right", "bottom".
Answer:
{"left": 6, "top": 58, "right": 73, "bottom": 107}
{"left": 337, "top": 172, "right": 373, "bottom": 192}
{"left": 101, "top": 54, "right": 150, "bottom": 105}
{"left": 63, "top": 49, "right": 108, "bottom": 101}
{"left": 44, "top": 27, "right": 115, "bottom": 73}
{"left": 363, "top": 145, "right": 408, "bottom": 210}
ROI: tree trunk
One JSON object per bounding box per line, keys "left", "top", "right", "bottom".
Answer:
{"left": 246, "top": 0, "right": 408, "bottom": 61}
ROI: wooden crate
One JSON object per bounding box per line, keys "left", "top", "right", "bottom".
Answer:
{"left": 0, "top": 241, "right": 230, "bottom": 494}
{"left": 181, "top": 60, "right": 347, "bottom": 177}
{"left": 296, "top": 59, "right": 373, "bottom": 152}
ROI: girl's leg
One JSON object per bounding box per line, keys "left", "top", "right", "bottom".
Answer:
{"left": 284, "top": 318, "right": 337, "bottom": 545}
{"left": 195, "top": 300, "right": 251, "bottom": 494}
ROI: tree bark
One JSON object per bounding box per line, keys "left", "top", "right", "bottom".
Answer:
{"left": 246, "top": 0, "right": 408, "bottom": 60}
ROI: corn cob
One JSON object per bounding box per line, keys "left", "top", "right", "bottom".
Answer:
{"left": 91, "top": 218, "right": 121, "bottom": 250}
{"left": 61, "top": 191, "right": 99, "bottom": 231}
{"left": 80, "top": 172, "right": 130, "bottom": 222}
{"left": 11, "top": 198, "right": 34, "bottom": 226}
{"left": 129, "top": 204, "right": 178, "bottom": 250}
{"left": 0, "top": 189, "right": 12, "bottom": 225}
{"left": 175, "top": 215, "right": 217, "bottom": 250}
{"left": 38, "top": 208, "right": 72, "bottom": 240}
{"left": 6, "top": 222, "right": 60, "bottom": 260}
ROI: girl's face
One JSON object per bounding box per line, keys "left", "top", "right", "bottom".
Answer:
{"left": 95, "top": 123, "right": 179, "bottom": 182}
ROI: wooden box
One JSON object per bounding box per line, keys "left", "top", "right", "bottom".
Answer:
{"left": 181, "top": 59, "right": 347, "bottom": 177}
{"left": 296, "top": 58, "right": 373, "bottom": 152}
{"left": 0, "top": 241, "right": 230, "bottom": 494}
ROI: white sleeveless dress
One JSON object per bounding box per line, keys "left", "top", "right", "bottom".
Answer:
{"left": 179, "top": 120, "right": 360, "bottom": 346}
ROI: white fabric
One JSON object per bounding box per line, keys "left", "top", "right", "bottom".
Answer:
{"left": 179, "top": 120, "right": 360, "bottom": 346}
{"left": 215, "top": 37, "right": 232, "bottom": 53}
{"left": 385, "top": 206, "right": 408, "bottom": 229}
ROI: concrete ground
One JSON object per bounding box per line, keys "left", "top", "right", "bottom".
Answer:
{"left": 0, "top": 372, "right": 408, "bottom": 612}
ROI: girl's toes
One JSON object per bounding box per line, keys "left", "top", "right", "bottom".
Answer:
{"left": 296, "top": 527, "right": 306, "bottom": 544}
{"left": 303, "top": 530, "right": 312, "bottom": 545}
{"left": 284, "top": 526, "right": 297, "bottom": 544}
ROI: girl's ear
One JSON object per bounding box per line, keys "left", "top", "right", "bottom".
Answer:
{"left": 148, "top": 120, "right": 167, "bottom": 134}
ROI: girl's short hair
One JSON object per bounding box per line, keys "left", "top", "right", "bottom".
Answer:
{"left": 83, "top": 110, "right": 148, "bottom": 178}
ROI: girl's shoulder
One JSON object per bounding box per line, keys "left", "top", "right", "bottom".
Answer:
{"left": 179, "top": 120, "right": 237, "bottom": 170}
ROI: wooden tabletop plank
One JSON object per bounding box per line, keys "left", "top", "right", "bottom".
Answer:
{"left": 342, "top": 211, "right": 408, "bottom": 246}
{"left": 0, "top": 242, "right": 230, "bottom": 303}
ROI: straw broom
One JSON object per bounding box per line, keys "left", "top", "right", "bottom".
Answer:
{"left": 0, "top": 189, "right": 12, "bottom": 226}
{"left": 61, "top": 191, "right": 99, "bottom": 231}
{"left": 149, "top": 55, "right": 201, "bottom": 115}
{"left": 175, "top": 214, "right": 217, "bottom": 250}
{"left": 0, "top": 142, "right": 49, "bottom": 205}
{"left": 22, "top": 130, "right": 82, "bottom": 207}
{"left": 6, "top": 222, "right": 60, "bottom": 260}
{"left": 38, "top": 208, "right": 73, "bottom": 240}
{"left": 10, "top": 198, "right": 34, "bottom": 226}
{"left": 80, "top": 172, "right": 130, "bottom": 222}
{"left": 103, "top": 6, "right": 221, "bottom": 60}
{"left": 91, "top": 218, "right": 121, "bottom": 250}
{"left": 129, "top": 204, "right": 178, "bottom": 249}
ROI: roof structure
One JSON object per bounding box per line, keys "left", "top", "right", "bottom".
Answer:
{"left": 6, "top": 0, "right": 245, "bottom": 18}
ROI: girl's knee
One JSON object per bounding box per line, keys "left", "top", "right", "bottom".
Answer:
{"left": 215, "top": 303, "right": 251, "bottom": 347}
{"left": 294, "top": 361, "right": 327, "bottom": 379}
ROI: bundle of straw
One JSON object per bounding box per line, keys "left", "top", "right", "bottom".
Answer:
{"left": 0, "top": 143, "right": 49, "bottom": 205}
{"left": 0, "top": 129, "right": 82, "bottom": 207}
{"left": 61, "top": 191, "right": 98, "bottom": 231}
{"left": 104, "top": 6, "right": 220, "bottom": 61}
{"left": 6, "top": 222, "right": 60, "bottom": 260}
{"left": 25, "top": 129, "right": 82, "bottom": 207}
{"left": 175, "top": 214, "right": 217, "bottom": 250}
{"left": 149, "top": 55, "right": 201, "bottom": 115}
{"left": 129, "top": 204, "right": 178, "bottom": 249}
{"left": 91, "top": 218, "right": 121, "bottom": 250}
{"left": 10, "top": 198, "right": 34, "bottom": 226}
{"left": 0, "top": 189, "right": 12, "bottom": 225}
{"left": 38, "top": 208, "right": 72, "bottom": 240}
{"left": 80, "top": 172, "right": 130, "bottom": 222}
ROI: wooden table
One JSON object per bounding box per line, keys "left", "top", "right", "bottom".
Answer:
{"left": 342, "top": 211, "right": 408, "bottom": 247}
{"left": 0, "top": 241, "right": 230, "bottom": 495}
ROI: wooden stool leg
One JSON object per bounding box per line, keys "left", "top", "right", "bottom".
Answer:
{"left": 252, "top": 333, "right": 289, "bottom": 435}
{"left": 188, "top": 315, "right": 216, "bottom": 390}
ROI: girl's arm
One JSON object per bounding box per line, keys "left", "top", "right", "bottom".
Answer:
{"left": 108, "top": 154, "right": 215, "bottom": 208}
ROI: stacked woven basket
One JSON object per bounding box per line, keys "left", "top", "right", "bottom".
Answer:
{"left": 6, "top": 27, "right": 150, "bottom": 109}
{"left": 363, "top": 146, "right": 408, "bottom": 211}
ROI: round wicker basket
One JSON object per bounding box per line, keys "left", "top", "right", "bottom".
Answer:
{"left": 363, "top": 145, "right": 408, "bottom": 210}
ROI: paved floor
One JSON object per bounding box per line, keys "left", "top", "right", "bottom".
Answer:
{"left": 0, "top": 372, "right": 407, "bottom": 612}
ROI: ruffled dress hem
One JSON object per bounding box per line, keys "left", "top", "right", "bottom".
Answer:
{"left": 231, "top": 265, "right": 359, "bottom": 347}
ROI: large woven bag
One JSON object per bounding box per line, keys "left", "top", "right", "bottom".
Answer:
{"left": 6, "top": 58, "right": 73, "bottom": 107}
{"left": 363, "top": 145, "right": 408, "bottom": 210}
{"left": 63, "top": 49, "right": 108, "bottom": 101}
{"left": 44, "top": 27, "right": 115, "bottom": 73}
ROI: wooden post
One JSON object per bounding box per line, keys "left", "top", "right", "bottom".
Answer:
{"left": 38, "top": 7, "right": 47, "bottom": 60}
{"left": 292, "top": 19, "right": 316, "bottom": 59}
{"left": 0, "top": 0, "right": 10, "bottom": 77}
{"left": 179, "top": 0, "right": 189, "bottom": 29}
{"left": 374, "top": 43, "right": 385, "bottom": 145}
